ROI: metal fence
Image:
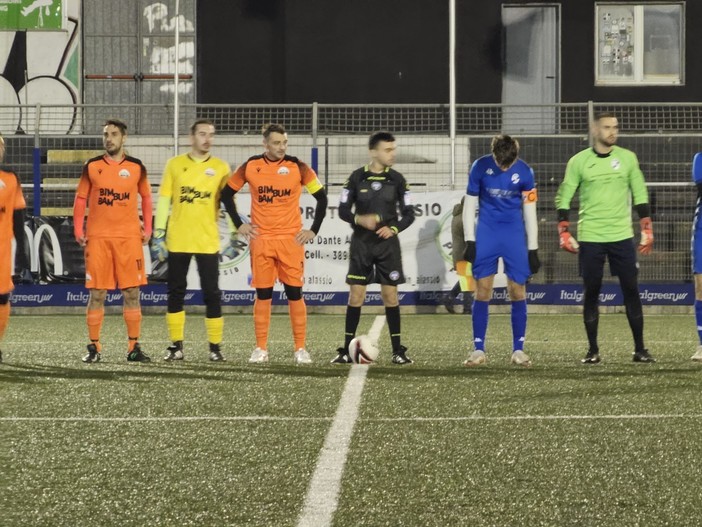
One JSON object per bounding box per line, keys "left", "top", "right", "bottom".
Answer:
{"left": 1, "top": 102, "right": 700, "bottom": 283}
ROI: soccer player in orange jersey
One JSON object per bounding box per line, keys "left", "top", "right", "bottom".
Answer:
{"left": 221, "top": 123, "right": 327, "bottom": 364}
{"left": 73, "top": 119, "right": 153, "bottom": 363}
{"left": 0, "top": 133, "right": 29, "bottom": 363}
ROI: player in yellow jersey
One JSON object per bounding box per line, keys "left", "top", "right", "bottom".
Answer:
{"left": 153, "top": 119, "right": 236, "bottom": 362}
{"left": 221, "top": 123, "right": 327, "bottom": 364}
{"left": 0, "top": 132, "right": 29, "bottom": 363}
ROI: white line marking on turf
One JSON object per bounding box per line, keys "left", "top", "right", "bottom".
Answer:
{"left": 365, "top": 414, "right": 702, "bottom": 421}
{"left": 296, "top": 315, "right": 384, "bottom": 527}
{"left": 3, "top": 413, "right": 702, "bottom": 423}
{"left": 0, "top": 416, "right": 332, "bottom": 422}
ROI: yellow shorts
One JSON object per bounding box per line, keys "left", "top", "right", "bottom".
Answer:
{"left": 250, "top": 237, "right": 304, "bottom": 288}
{"left": 85, "top": 237, "right": 147, "bottom": 290}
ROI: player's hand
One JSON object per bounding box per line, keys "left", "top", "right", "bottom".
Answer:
{"left": 638, "top": 218, "right": 654, "bottom": 255}
{"left": 375, "top": 226, "right": 395, "bottom": 239}
{"left": 237, "top": 223, "right": 259, "bottom": 241}
{"left": 463, "top": 241, "right": 476, "bottom": 263}
{"left": 528, "top": 250, "right": 541, "bottom": 274}
{"left": 222, "top": 234, "right": 247, "bottom": 259}
{"left": 141, "top": 226, "right": 152, "bottom": 245}
{"left": 558, "top": 221, "right": 579, "bottom": 253}
{"left": 295, "top": 229, "right": 315, "bottom": 245}
{"left": 355, "top": 214, "right": 380, "bottom": 231}
{"left": 75, "top": 235, "right": 87, "bottom": 247}
{"left": 150, "top": 229, "right": 168, "bottom": 263}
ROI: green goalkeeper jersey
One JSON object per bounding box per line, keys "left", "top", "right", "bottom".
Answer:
{"left": 555, "top": 145, "right": 649, "bottom": 243}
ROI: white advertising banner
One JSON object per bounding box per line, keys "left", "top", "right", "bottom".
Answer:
{"left": 185, "top": 191, "right": 468, "bottom": 296}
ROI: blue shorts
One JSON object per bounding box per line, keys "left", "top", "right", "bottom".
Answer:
{"left": 693, "top": 228, "right": 702, "bottom": 274}
{"left": 473, "top": 221, "right": 529, "bottom": 285}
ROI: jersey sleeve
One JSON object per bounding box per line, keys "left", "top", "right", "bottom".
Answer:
{"left": 627, "top": 152, "right": 649, "bottom": 206}
{"left": 467, "top": 160, "right": 481, "bottom": 196}
{"left": 339, "top": 172, "right": 357, "bottom": 207}
{"left": 137, "top": 163, "right": 151, "bottom": 197}
{"left": 693, "top": 152, "right": 702, "bottom": 184}
{"left": 159, "top": 159, "right": 175, "bottom": 198}
{"left": 219, "top": 162, "right": 232, "bottom": 190}
{"left": 521, "top": 166, "right": 538, "bottom": 204}
{"left": 13, "top": 173, "right": 26, "bottom": 209}
{"left": 227, "top": 163, "right": 247, "bottom": 191}
{"left": 76, "top": 162, "right": 91, "bottom": 199}
{"left": 555, "top": 155, "right": 581, "bottom": 210}
{"left": 300, "top": 162, "right": 323, "bottom": 193}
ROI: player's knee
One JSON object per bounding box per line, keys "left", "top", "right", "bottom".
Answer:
{"left": 283, "top": 284, "right": 302, "bottom": 301}
{"left": 256, "top": 288, "right": 273, "bottom": 301}
{"left": 203, "top": 288, "right": 221, "bottom": 306}
{"left": 0, "top": 293, "right": 9, "bottom": 305}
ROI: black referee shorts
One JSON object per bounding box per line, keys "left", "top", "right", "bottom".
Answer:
{"left": 578, "top": 239, "right": 638, "bottom": 282}
{"left": 346, "top": 234, "right": 405, "bottom": 286}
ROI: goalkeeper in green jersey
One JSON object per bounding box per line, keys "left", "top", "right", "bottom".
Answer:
{"left": 555, "top": 112, "right": 655, "bottom": 364}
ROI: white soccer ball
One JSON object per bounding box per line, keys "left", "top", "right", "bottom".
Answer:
{"left": 348, "top": 335, "right": 379, "bottom": 364}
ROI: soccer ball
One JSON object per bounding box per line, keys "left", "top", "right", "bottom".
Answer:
{"left": 348, "top": 335, "right": 379, "bottom": 364}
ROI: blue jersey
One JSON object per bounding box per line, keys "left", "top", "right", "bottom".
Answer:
{"left": 693, "top": 153, "right": 702, "bottom": 232}
{"left": 467, "top": 155, "right": 536, "bottom": 225}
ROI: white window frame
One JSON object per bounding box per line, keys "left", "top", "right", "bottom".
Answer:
{"left": 595, "top": 2, "right": 685, "bottom": 86}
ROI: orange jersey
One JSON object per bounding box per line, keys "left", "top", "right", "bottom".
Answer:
{"left": 0, "top": 168, "right": 26, "bottom": 294}
{"left": 76, "top": 155, "right": 151, "bottom": 239}
{"left": 227, "top": 155, "right": 322, "bottom": 238}
{"left": 0, "top": 168, "right": 25, "bottom": 243}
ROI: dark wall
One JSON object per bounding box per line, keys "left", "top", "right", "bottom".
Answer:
{"left": 198, "top": 0, "right": 702, "bottom": 104}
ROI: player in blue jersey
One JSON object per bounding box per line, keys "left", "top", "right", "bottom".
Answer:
{"left": 462, "top": 135, "right": 540, "bottom": 367}
{"left": 691, "top": 153, "right": 702, "bottom": 362}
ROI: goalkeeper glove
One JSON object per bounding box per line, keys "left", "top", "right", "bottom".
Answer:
{"left": 150, "top": 229, "right": 168, "bottom": 263}
{"left": 638, "top": 218, "right": 654, "bottom": 255}
{"left": 222, "top": 234, "right": 247, "bottom": 260}
{"left": 528, "top": 250, "right": 541, "bottom": 274}
{"left": 558, "top": 221, "right": 579, "bottom": 253}
{"left": 463, "top": 241, "right": 476, "bottom": 264}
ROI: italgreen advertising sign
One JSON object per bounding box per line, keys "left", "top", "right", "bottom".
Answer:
{"left": 0, "top": 0, "right": 64, "bottom": 31}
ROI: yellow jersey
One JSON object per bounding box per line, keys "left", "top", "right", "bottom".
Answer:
{"left": 158, "top": 153, "right": 231, "bottom": 253}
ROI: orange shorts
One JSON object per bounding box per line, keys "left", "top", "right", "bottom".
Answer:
{"left": 250, "top": 237, "right": 304, "bottom": 288}
{"left": 0, "top": 240, "right": 13, "bottom": 294}
{"left": 85, "top": 237, "right": 147, "bottom": 290}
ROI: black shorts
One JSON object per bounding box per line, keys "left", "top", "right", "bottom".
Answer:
{"left": 578, "top": 239, "right": 638, "bottom": 281}
{"left": 346, "top": 234, "right": 405, "bottom": 286}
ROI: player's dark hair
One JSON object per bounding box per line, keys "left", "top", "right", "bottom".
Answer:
{"left": 104, "top": 119, "right": 127, "bottom": 135}
{"left": 190, "top": 118, "right": 214, "bottom": 134}
{"left": 491, "top": 134, "right": 520, "bottom": 168}
{"left": 369, "top": 131, "right": 395, "bottom": 150}
{"left": 594, "top": 112, "right": 617, "bottom": 121}
{"left": 262, "top": 123, "right": 286, "bottom": 139}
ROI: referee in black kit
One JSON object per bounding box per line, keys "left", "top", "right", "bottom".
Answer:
{"left": 331, "top": 131, "right": 416, "bottom": 365}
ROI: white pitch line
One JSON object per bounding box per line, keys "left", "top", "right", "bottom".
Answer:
{"left": 365, "top": 414, "right": 702, "bottom": 421}
{"left": 297, "top": 365, "right": 369, "bottom": 527}
{"left": 296, "top": 315, "right": 384, "bottom": 527}
{"left": 3, "top": 413, "right": 702, "bottom": 423}
{"left": 0, "top": 416, "right": 332, "bottom": 422}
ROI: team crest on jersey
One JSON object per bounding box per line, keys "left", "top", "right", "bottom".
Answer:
{"left": 511, "top": 173, "right": 520, "bottom": 184}
{"left": 205, "top": 168, "right": 216, "bottom": 177}
{"left": 277, "top": 166, "right": 290, "bottom": 175}
{"left": 118, "top": 169, "right": 130, "bottom": 179}
{"left": 371, "top": 181, "right": 382, "bottom": 191}
{"left": 486, "top": 168, "right": 494, "bottom": 175}
{"left": 611, "top": 158, "right": 621, "bottom": 169}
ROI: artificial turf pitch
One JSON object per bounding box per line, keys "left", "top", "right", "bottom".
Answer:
{"left": 1, "top": 313, "right": 701, "bottom": 526}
